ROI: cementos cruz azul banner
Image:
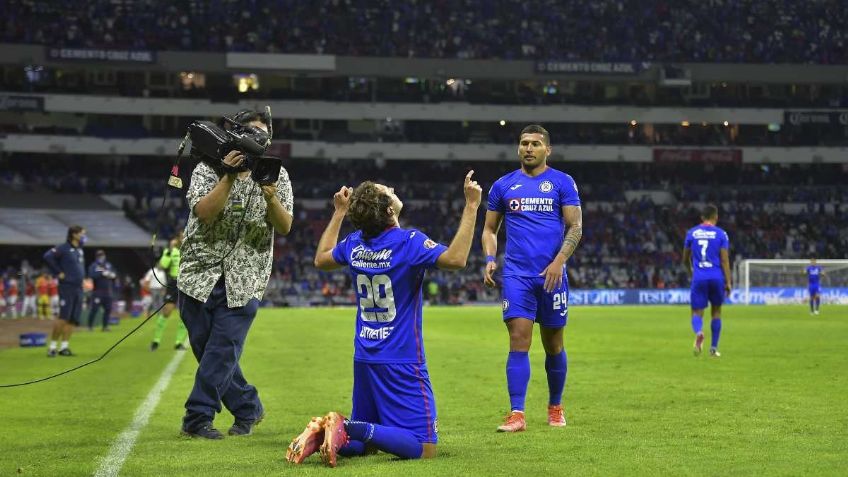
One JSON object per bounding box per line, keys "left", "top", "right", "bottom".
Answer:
{"left": 569, "top": 288, "right": 848, "bottom": 305}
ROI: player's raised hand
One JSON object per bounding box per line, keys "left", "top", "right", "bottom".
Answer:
{"left": 333, "top": 186, "right": 352, "bottom": 213}
{"left": 483, "top": 260, "right": 497, "bottom": 288}
{"left": 464, "top": 170, "right": 482, "bottom": 208}
{"left": 539, "top": 260, "right": 564, "bottom": 293}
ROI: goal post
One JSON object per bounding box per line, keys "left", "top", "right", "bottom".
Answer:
{"left": 737, "top": 259, "right": 848, "bottom": 305}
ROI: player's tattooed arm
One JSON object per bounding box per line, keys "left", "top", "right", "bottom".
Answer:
{"left": 557, "top": 205, "right": 583, "bottom": 261}
{"left": 481, "top": 211, "right": 503, "bottom": 287}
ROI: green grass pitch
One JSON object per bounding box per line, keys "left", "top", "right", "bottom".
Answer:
{"left": 1, "top": 305, "right": 846, "bottom": 476}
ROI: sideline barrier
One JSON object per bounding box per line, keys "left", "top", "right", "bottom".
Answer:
{"left": 569, "top": 287, "right": 848, "bottom": 305}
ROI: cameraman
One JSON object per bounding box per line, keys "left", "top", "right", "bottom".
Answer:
{"left": 178, "top": 110, "right": 293, "bottom": 439}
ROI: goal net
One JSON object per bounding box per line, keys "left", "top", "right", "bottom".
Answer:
{"left": 737, "top": 259, "right": 848, "bottom": 305}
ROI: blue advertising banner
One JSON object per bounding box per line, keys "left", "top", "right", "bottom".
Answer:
{"left": 569, "top": 288, "right": 848, "bottom": 306}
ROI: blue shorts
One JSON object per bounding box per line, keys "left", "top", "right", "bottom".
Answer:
{"left": 501, "top": 275, "right": 569, "bottom": 328}
{"left": 690, "top": 279, "right": 724, "bottom": 310}
{"left": 351, "top": 361, "right": 437, "bottom": 444}
{"left": 58, "top": 284, "right": 84, "bottom": 325}
{"left": 809, "top": 286, "right": 820, "bottom": 297}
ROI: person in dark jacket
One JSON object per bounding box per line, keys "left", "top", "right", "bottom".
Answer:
{"left": 43, "top": 225, "right": 86, "bottom": 357}
{"left": 86, "top": 249, "right": 117, "bottom": 331}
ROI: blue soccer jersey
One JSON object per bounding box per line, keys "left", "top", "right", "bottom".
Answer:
{"left": 487, "top": 167, "right": 581, "bottom": 277}
{"left": 332, "top": 227, "right": 447, "bottom": 364}
{"left": 684, "top": 224, "right": 729, "bottom": 281}
{"left": 807, "top": 266, "right": 822, "bottom": 288}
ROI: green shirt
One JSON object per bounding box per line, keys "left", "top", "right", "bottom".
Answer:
{"left": 159, "top": 247, "right": 181, "bottom": 279}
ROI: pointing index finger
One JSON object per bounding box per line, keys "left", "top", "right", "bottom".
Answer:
{"left": 465, "top": 170, "right": 475, "bottom": 181}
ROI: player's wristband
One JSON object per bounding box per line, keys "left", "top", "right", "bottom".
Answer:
{"left": 486, "top": 255, "right": 496, "bottom": 263}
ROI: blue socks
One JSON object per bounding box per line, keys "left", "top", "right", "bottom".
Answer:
{"left": 344, "top": 420, "right": 423, "bottom": 459}
{"left": 338, "top": 440, "right": 367, "bottom": 457}
{"left": 710, "top": 318, "right": 722, "bottom": 349}
{"left": 506, "top": 351, "right": 531, "bottom": 412}
{"left": 691, "top": 315, "right": 703, "bottom": 334}
{"left": 544, "top": 350, "right": 567, "bottom": 406}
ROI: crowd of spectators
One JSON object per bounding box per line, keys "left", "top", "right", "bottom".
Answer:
{"left": 3, "top": 0, "right": 846, "bottom": 63}
{"left": 2, "top": 156, "right": 846, "bottom": 304}
{"left": 4, "top": 114, "right": 847, "bottom": 148}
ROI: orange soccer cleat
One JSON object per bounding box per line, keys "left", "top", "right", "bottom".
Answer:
{"left": 320, "top": 412, "right": 349, "bottom": 467}
{"left": 496, "top": 411, "right": 527, "bottom": 432}
{"left": 693, "top": 332, "right": 705, "bottom": 356}
{"left": 286, "top": 416, "right": 326, "bottom": 464}
{"left": 547, "top": 404, "right": 567, "bottom": 427}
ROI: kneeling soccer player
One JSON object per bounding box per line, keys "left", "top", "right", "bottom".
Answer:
{"left": 286, "top": 171, "right": 481, "bottom": 467}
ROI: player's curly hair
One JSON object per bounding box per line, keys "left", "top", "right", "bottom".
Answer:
{"left": 348, "top": 181, "right": 394, "bottom": 239}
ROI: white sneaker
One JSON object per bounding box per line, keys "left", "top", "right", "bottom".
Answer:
{"left": 709, "top": 348, "right": 721, "bottom": 358}
{"left": 814, "top": 310, "right": 820, "bottom": 315}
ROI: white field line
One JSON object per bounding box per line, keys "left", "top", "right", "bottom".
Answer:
{"left": 94, "top": 351, "right": 186, "bottom": 477}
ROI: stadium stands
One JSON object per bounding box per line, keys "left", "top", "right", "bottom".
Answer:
{"left": 3, "top": 1, "right": 846, "bottom": 63}
{"left": 2, "top": 155, "right": 845, "bottom": 304}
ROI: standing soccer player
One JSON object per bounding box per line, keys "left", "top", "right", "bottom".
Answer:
{"left": 481, "top": 124, "right": 582, "bottom": 432}
{"left": 286, "top": 171, "right": 482, "bottom": 467}
{"left": 683, "top": 205, "right": 731, "bottom": 357}
{"left": 806, "top": 258, "right": 824, "bottom": 315}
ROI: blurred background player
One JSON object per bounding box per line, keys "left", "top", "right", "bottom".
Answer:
{"left": 21, "top": 275, "right": 37, "bottom": 319}
{"left": 140, "top": 264, "right": 167, "bottom": 319}
{"left": 86, "top": 249, "right": 118, "bottom": 331}
{"left": 0, "top": 275, "right": 6, "bottom": 318}
{"left": 43, "top": 225, "right": 87, "bottom": 357}
{"left": 152, "top": 232, "right": 187, "bottom": 351}
{"left": 683, "top": 205, "right": 731, "bottom": 358}
{"left": 36, "top": 273, "right": 50, "bottom": 320}
{"left": 6, "top": 274, "right": 19, "bottom": 319}
{"left": 806, "top": 258, "right": 824, "bottom": 315}
{"left": 288, "top": 171, "right": 481, "bottom": 466}
{"left": 48, "top": 273, "right": 60, "bottom": 319}
{"left": 482, "top": 125, "right": 582, "bottom": 432}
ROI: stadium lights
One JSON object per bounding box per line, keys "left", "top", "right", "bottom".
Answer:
{"left": 233, "top": 73, "right": 259, "bottom": 94}
{"left": 499, "top": 120, "right": 506, "bottom": 126}
{"left": 681, "top": 121, "right": 690, "bottom": 127}
{"left": 723, "top": 121, "right": 730, "bottom": 127}
{"left": 446, "top": 78, "right": 456, "bottom": 86}
{"left": 630, "top": 120, "right": 637, "bottom": 126}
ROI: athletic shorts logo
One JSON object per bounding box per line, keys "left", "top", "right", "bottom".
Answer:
{"left": 433, "top": 418, "right": 439, "bottom": 434}
{"left": 423, "top": 239, "right": 437, "bottom": 249}
{"left": 508, "top": 199, "right": 520, "bottom": 211}
{"left": 539, "top": 180, "right": 553, "bottom": 193}
{"left": 502, "top": 299, "right": 509, "bottom": 311}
